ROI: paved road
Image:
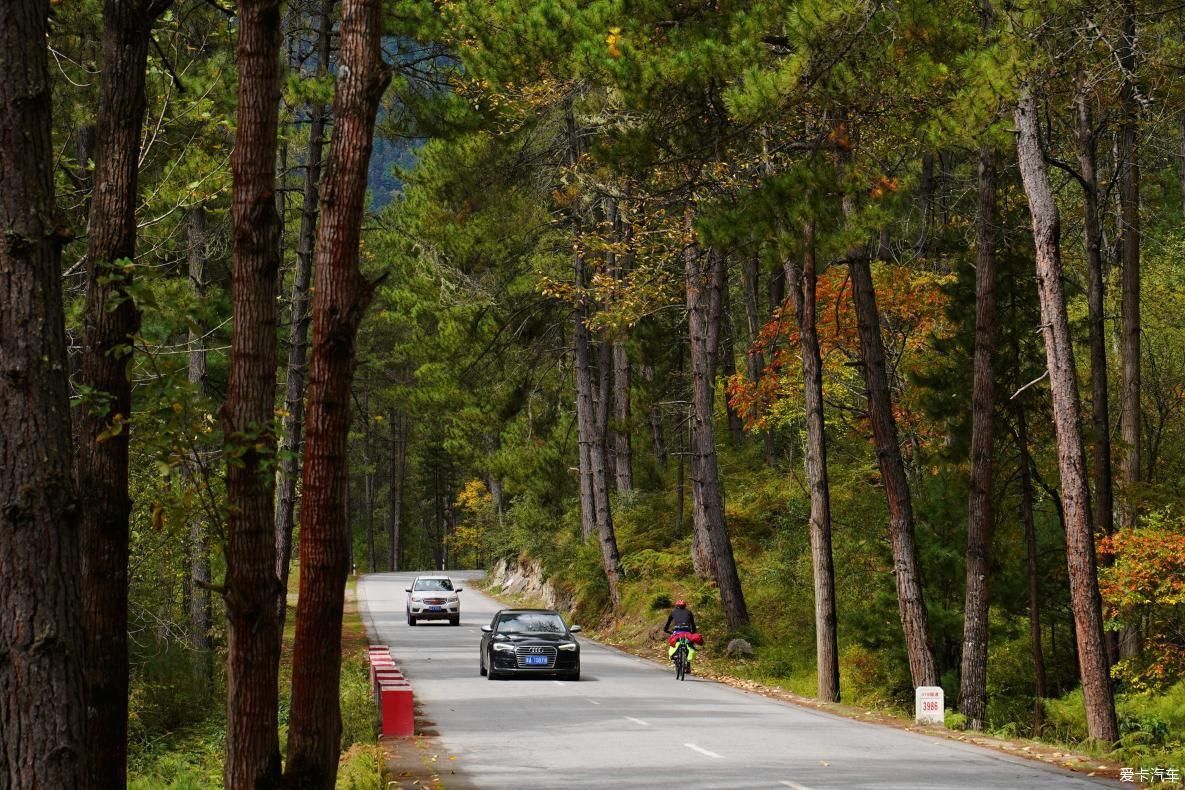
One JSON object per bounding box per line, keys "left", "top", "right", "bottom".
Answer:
{"left": 358, "top": 571, "right": 1117, "bottom": 789}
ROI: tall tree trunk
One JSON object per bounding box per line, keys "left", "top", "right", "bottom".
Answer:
{"left": 1178, "top": 117, "right": 1185, "bottom": 224}
{"left": 1117, "top": 1, "right": 1141, "bottom": 542}
{"left": 612, "top": 341, "right": 633, "bottom": 492}
{"left": 284, "top": 0, "right": 390, "bottom": 782}
{"left": 76, "top": 3, "right": 170, "bottom": 783}
{"left": 1014, "top": 395, "right": 1046, "bottom": 733}
{"left": 574, "top": 288, "right": 624, "bottom": 605}
{"left": 609, "top": 210, "right": 634, "bottom": 492}
{"left": 275, "top": 0, "right": 333, "bottom": 625}
{"left": 222, "top": 0, "right": 286, "bottom": 785}
{"left": 719, "top": 278, "right": 746, "bottom": 444}
{"left": 786, "top": 223, "right": 839, "bottom": 701}
{"left": 0, "top": 1, "right": 87, "bottom": 784}
{"left": 959, "top": 145, "right": 999, "bottom": 730}
{"left": 1117, "top": 2, "right": 1143, "bottom": 660}
{"left": 1075, "top": 90, "right": 1115, "bottom": 541}
{"left": 1077, "top": 89, "right": 1120, "bottom": 666}
{"left": 388, "top": 410, "right": 406, "bottom": 571}
{"left": 596, "top": 336, "right": 617, "bottom": 486}
{"left": 849, "top": 251, "right": 939, "bottom": 689}
{"left": 741, "top": 251, "right": 777, "bottom": 466}
{"left": 685, "top": 210, "right": 749, "bottom": 629}
{"left": 186, "top": 206, "right": 213, "bottom": 688}
{"left": 1014, "top": 86, "right": 1119, "bottom": 743}
{"left": 642, "top": 363, "right": 667, "bottom": 466}
{"left": 363, "top": 396, "right": 377, "bottom": 574}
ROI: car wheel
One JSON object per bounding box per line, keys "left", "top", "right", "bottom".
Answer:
{"left": 450, "top": 615, "right": 460, "bottom": 626}
{"left": 480, "top": 660, "right": 487, "bottom": 676}
{"left": 563, "top": 669, "right": 580, "bottom": 682}
{"left": 407, "top": 613, "right": 416, "bottom": 626}
{"left": 486, "top": 653, "right": 499, "bottom": 680}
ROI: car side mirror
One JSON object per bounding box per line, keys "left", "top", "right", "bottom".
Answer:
{"left": 455, "top": 588, "right": 463, "bottom": 593}
{"left": 481, "top": 625, "right": 492, "bottom": 633}
{"left": 569, "top": 625, "right": 582, "bottom": 633}
{"left": 404, "top": 588, "right": 411, "bottom": 593}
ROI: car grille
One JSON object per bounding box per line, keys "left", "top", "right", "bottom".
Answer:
{"left": 514, "top": 645, "right": 557, "bottom": 668}
{"left": 424, "top": 598, "right": 446, "bottom": 605}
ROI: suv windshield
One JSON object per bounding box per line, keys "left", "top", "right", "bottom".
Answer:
{"left": 412, "top": 578, "right": 453, "bottom": 592}
{"left": 497, "top": 612, "right": 566, "bottom": 634}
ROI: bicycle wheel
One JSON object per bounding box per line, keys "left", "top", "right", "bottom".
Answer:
{"left": 675, "top": 647, "right": 686, "bottom": 681}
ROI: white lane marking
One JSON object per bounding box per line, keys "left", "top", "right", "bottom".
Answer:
{"left": 779, "top": 782, "right": 814, "bottom": 790}
{"left": 624, "top": 716, "right": 649, "bottom": 726}
{"left": 587, "top": 699, "right": 601, "bottom": 705}
{"left": 684, "top": 743, "right": 724, "bottom": 759}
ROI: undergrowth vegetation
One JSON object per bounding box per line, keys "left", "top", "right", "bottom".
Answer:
{"left": 127, "top": 579, "right": 382, "bottom": 788}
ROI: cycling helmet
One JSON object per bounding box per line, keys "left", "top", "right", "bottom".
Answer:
{"left": 674, "top": 600, "right": 686, "bottom": 608}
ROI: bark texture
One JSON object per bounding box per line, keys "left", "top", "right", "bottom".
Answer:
{"left": 684, "top": 211, "right": 749, "bottom": 629}
{"left": 849, "top": 254, "right": 938, "bottom": 689}
{"left": 76, "top": 3, "right": 171, "bottom": 782}
{"left": 1075, "top": 92, "right": 1114, "bottom": 540}
{"left": 186, "top": 206, "right": 213, "bottom": 685}
{"left": 574, "top": 275, "right": 624, "bottom": 606}
{"left": 1015, "top": 87, "right": 1118, "bottom": 742}
{"left": 223, "top": 0, "right": 286, "bottom": 785}
{"left": 275, "top": 0, "right": 333, "bottom": 625}
{"left": 958, "top": 145, "right": 999, "bottom": 730}
{"left": 0, "top": 2, "right": 88, "bottom": 785}
{"left": 1015, "top": 395, "right": 1047, "bottom": 732}
{"left": 388, "top": 410, "right": 406, "bottom": 571}
{"left": 1117, "top": 3, "right": 1141, "bottom": 541}
{"left": 786, "top": 223, "right": 839, "bottom": 702}
{"left": 284, "top": 0, "right": 391, "bottom": 783}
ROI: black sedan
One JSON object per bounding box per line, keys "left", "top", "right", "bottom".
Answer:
{"left": 479, "top": 609, "right": 582, "bottom": 681}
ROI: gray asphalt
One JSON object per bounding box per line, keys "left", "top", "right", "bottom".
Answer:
{"left": 358, "top": 570, "right": 1118, "bottom": 789}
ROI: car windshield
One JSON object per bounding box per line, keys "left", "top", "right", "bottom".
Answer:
{"left": 412, "top": 578, "right": 453, "bottom": 592}
{"left": 496, "top": 612, "right": 566, "bottom": 634}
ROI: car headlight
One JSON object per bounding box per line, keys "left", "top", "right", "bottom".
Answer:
{"left": 492, "top": 642, "right": 515, "bottom": 652}
{"left": 447, "top": 595, "right": 459, "bottom": 602}
{"left": 558, "top": 642, "right": 578, "bottom": 651}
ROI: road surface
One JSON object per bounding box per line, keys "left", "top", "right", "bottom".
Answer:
{"left": 358, "top": 570, "right": 1117, "bottom": 789}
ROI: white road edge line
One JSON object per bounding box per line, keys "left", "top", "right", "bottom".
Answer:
{"left": 684, "top": 743, "right": 724, "bottom": 759}
{"left": 624, "top": 716, "right": 649, "bottom": 726}
{"left": 587, "top": 699, "right": 600, "bottom": 705}
{"left": 779, "top": 782, "right": 814, "bottom": 790}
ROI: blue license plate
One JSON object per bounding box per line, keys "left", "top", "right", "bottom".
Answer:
{"left": 524, "top": 655, "right": 549, "bottom": 665}
{"left": 428, "top": 606, "right": 443, "bottom": 611}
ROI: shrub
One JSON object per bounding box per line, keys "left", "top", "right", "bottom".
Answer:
{"left": 336, "top": 744, "right": 386, "bottom": 789}
{"left": 339, "top": 653, "right": 378, "bottom": 751}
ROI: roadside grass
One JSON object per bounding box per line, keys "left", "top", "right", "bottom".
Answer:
{"left": 481, "top": 552, "right": 1185, "bottom": 784}
{"left": 128, "top": 567, "right": 383, "bottom": 788}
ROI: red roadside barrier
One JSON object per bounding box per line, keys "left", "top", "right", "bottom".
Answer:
{"left": 368, "top": 645, "right": 414, "bottom": 737}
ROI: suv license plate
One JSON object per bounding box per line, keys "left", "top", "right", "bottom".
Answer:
{"left": 428, "top": 606, "right": 443, "bottom": 611}
{"left": 524, "top": 655, "right": 548, "bottom": 665}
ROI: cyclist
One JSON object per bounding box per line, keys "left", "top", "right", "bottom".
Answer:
{"left": 663, "top": 600, "right": 698, "bottom": 674}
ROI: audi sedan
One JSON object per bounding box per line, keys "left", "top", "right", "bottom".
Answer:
{"left": 406, "top": 575, "right": 462, "bottom": 625}
{"left": 479, "top": 609, "right": 582, "bottom": 681}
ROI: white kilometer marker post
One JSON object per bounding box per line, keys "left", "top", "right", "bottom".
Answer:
{"left": 623, "top": 717, "right": 649, "bottom": 727}
{"left": 683, "top": 743, "right": 724, "bottom": 759}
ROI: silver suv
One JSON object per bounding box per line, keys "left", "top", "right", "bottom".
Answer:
{"left": 405, "top": 575, "right": 462, "bottom": 626}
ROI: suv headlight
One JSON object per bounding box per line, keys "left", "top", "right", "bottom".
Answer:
{"left": 558, "top": 642, "right": 578, "bottom": 651}
{"left": 492, "top": 642, "right": 515, "bottom": 652}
